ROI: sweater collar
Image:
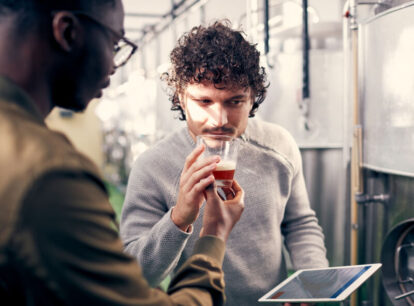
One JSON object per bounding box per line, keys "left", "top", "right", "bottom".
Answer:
{"left": 0, "top": 76, "right": 44, "bottom": 124}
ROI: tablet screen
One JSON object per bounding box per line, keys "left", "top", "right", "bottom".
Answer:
{"left": 259, "top": 264, "right": 382, "bottom": 303}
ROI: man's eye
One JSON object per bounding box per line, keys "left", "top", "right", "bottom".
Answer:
{"left": 230, "top": 100, "right": 242, "bottom": 105}
{"left": 196, "top": 99, "right": 211, "bottom": 104}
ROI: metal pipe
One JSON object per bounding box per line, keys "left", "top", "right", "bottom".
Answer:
{"left": 355, "top": 193, "right": 389, "bottom": 204}
{"left": 263, "top": 0, "right": 270, "bottom": 56}
{"left": 137, "top": 0, "right": 204, "bottom": 45}
{"left": 170, "top": 0, "right": 177, "bottom": 19}
{"left": 348, "top": 1, "right": 362, "bottom": 306}
{"left": 298, "top": 0, "right": 311, "bottom": 131}
{"left": 342, "top": 0, "right": 352, "bottom": 279}
{"left": 263, "top": 0, "right": 273, "bottom": 68}
{"left": 168, "top": 0, "right": 186, "bottom": 19}
{"left": 395, "top": 290, "right": 414, "bottom": 301}
{"left": 125, "top": 13, "right": 165, "bottom": 18}
{"left": 358, "top": 1, "right": 390, "bottom": 5}
{"left": 302, "top": 0, "right": 310, "bottom": 100}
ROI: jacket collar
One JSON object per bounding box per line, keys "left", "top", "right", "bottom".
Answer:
{"left": 0, "top": 76, "right": 44, "bottom": 124}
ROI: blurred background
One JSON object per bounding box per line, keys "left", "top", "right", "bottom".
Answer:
{"left": 46, "top": 0, "right": 414, "bottom": 305}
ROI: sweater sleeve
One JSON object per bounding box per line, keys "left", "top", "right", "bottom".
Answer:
{"left": 120, "top": 150, "right": 191, "bottom": 287}
{"left": 18, "top": 171, "right": 226, "bottom": 305}
{"left": 281, "top": 141, "right": 329, "bottom": 269}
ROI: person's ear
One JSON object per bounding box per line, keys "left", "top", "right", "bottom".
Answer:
{"left": 51, "top": 11, "right": 81, "bottom": 52}
{"left": 178, "top": 93, "right": 186, "bottom": 111}
{"left": 249, "top": 95, "right": 255, "bottom": 111}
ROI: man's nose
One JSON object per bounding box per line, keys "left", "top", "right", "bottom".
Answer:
{"left": 110, "top": 64, "right": 116, "bottom": 75}
{"left": 210, "top": 104, "right": 228, "bottom": 126}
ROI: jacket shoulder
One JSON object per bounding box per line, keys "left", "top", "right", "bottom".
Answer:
{"left": 0, "top": 103, "right": 105, "bottom": 190}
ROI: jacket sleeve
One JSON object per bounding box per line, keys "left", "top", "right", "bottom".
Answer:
{"left": 120, "top": 152, "right": 191, "bottom": 287}
{"left": 19, "top": 171, "right": 226, "bottom": 305}
{"left": 280, "top": 142, "right": 329, "bottom": 270}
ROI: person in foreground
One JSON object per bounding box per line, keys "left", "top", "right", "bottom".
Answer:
{"left": 120, "top": 20, "right": 329, "bottom": 306}
{"left": 0, "top": 1, "right": 245, "bottom": 305}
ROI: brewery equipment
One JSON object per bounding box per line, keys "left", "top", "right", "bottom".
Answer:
{"left": 257, "top": 1, "right": 347, "bottom": 268}
{"left": 256, "top": 1, "right": 414, "bottom": 305}
{"left": 358, "top": 2, "right": 414, "bottom": 305}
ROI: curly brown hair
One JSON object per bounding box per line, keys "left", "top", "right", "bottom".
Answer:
{"left": 162, "top": 20, "right": 268, "bottom": 120}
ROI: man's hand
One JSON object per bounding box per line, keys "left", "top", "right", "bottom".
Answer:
{"left": 200, "top": 179, "right": 244, "bottom": 242}
{"left": 171, "top": 143, "right": 220, "bottom": 231}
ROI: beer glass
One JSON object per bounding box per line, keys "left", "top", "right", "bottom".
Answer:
{"left": 197, "top": 134, "right": 239, "bottom": 187}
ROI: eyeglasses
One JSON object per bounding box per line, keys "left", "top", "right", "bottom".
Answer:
{"left": 55, "top": 11, "right": 138, "bottom": 68}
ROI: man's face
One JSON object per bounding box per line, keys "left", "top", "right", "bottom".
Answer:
{"left": 53, "top": 0, "right": 125, "bottom": 112}
{"left": 180, "top": 81, "right": 253, "bottom": 140}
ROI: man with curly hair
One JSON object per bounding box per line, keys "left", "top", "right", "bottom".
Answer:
{"left": 121, "top": 20, "right": 328, "bottom": 305}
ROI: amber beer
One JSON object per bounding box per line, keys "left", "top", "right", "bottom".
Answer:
{"left": 213, "top": 160, "right": 236, "bottom": 187}
{"left": 197, "top": 134, "right": 239, "bottom": 187}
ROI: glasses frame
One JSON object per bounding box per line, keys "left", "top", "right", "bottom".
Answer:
{"left": 52, "top": 10, "right": 138, "bottom": 68}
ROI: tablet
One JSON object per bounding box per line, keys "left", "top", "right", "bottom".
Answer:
{"left": 258, "top": 263, "right": 382, "bottom": 303}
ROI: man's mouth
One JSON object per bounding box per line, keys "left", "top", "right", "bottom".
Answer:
{"left": 95, "top": 80, "right": 111, "bottom": 98}
{"left": 203, "top": 127, "right": 235, "bottom": 135}
{"left": 102, "top": 80, "right": 111, "bottom": 89}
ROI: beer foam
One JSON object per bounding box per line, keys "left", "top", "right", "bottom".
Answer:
{"left": 216, "top": 160, "right": 236, "bottom": 170}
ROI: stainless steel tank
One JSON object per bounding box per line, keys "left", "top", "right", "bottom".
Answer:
{"left": 358, "top": 2, "right": 414, "bottom": 305}
{"left": 257, "top": 21, "right": 347, "bottom": 268}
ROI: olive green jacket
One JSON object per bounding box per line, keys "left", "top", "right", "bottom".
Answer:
{"left": 0, "top": 76, "right": 226, "bottom": 305}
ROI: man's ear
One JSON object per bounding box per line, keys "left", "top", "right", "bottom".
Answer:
{"left": 51, "top": 11, "right": 81, "bottom": 52}
{"left": 178, "top": 93, "right": 185, "bottom": 110}
{"left": 249, "top": 95, "right": 255, "bottom": 111}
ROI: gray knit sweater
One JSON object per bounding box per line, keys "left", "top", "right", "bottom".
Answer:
{"left": 121, "top": 118, "right": 328, "bottom": 306}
